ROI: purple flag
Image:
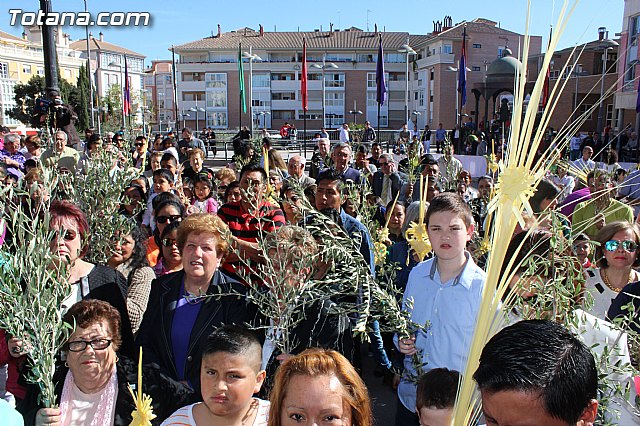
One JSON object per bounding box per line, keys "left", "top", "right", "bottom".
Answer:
{"left": 458, "top": 26, "right": 467, "bottom": 107}
{"left": 376, "top": 35, "right": 387, "bottom": 105}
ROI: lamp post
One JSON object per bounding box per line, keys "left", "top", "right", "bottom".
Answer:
{"left": 242, "top": 49, "right": 262, "bottom": 137}
{"left": 311, "top": 55, "right": 338, "bottom": 128}
{"left": 596, "top": 27, "right": 619, "bottom": 134}
{"left": 398, "top": 42, "right": 416, "bottom": 126}
{"left": 447, "top": 65, "right": 471, "bottom": 129}
{"left": 108, "top": 61, "right": 126, "bottom": 128}
{"left": 180, "top": 113, "right": 190, "bottom": 129}
{"left": 83, "top": 0, "right": 94, "bottom": 128}
{"left": 348, "top": 109, "right": 363, "bottom": 125}
{"left": 189, "top": 99, "right": 206, "bottom": 133}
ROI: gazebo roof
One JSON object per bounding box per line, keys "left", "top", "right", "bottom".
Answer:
{"left": 486, "top": 48, "right": 522, "bottom": 82}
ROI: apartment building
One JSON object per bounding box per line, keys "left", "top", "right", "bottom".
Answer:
{"left": 144, "top": 60, "right": 175, "bottom": 131}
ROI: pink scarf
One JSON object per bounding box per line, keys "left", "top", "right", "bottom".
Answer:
{"left": 59, "top": 365, "right": 118, "bottom": 426}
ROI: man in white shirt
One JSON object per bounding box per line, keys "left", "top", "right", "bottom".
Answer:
{"left": 570, "top": 131, "right": 583, "bottom": 160}
{"left": 339, "top": 123, "right": 350, "bottom": 143}
{"left": 571, "top": 146, "right": 596, "bottom": 173}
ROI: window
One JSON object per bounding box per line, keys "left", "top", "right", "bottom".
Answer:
{"left": 207, "top": 112, "right": 227, "bottom": 128}
{"left": 183, "top": 72, "right": 204, "bottom": 82}
{"left": 325, "top": 114, "right": 344, "bottom": 127}
{"left": 253, "top": 73, "right": 270, "bottom": 88}
{"left": 325, "top": 53, "right": 353, "bottom": 62}
{"left": 298, "top": 111, "right": 322, "bottom": 120}
{"left": 419, "top": 90, "right": 425, "bottom": 107}
{"left": 385, "top": 53, "right": 406, "bottom": 63}
{"left": 268, "top": 53, "right": 294, "bottom": 62}
{"left": 414, "top": 92, "right": 418, "bottom": 101}
{"left": 324, "top": 73, "right": 344, "bottom": 88}
{"left": 206, "top": 91, "right": 226, "bottom": 108}
{"left": 308, "top": 73, "right": 322, "bottom": 81}
{"left": 271, "top": 73, "right": 295, "bottom": 81}
{"left": 0, "top": 62, "right": 8, "bottom": 79}
{"left": 272, "top": 92, "right": 296, "bottom": 101}
{"left": 367, "top": 72, "right": 389, "bottom": 88}
{"left": 252, "top": 91, "right": 271, "bottom": 107}
{"left": 205, "top": 73, "right": 226, "bottom": 88}
{"left": 472, "top": 66, "right": 481, "bottom": 71}
{"left": 579, "top": 104, "right": 593, "bottom": 120}
{"left": 325, "top": 92, "right": 344, "bottom": 107}
{"left": 631, "top": 15, "right": 640, "bottom": 47}
{"left": 442, "top": 44, "right": 453, "bottom": 54}
{"left": 37, "top": 68, "right": 45, "bottom": 76}
{"left": 472, "top": 43, "right": 482, "bottom": 49}
{"left": 272, "top": 110, "right": 295, "bottom": 120}
{"left": 23, "top": 65, "right": 32, "bottom": 74}
{"left": 165, "top": 75, "right": 172, "bottom": 83}
{"left": 357, "top": 54, "right": 375, "bottom": 63}
{"left": 430, "top": 68, "right": 434, "bottom": 80}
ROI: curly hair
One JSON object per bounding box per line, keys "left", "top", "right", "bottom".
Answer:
{"left": 176, "top": 213, "right": 230, "bottom": 255}
{"left": 63, "top": 300, "right": 122, "bottom": 351}
{"left": 268, "top": 348, "right": 372, "bottom": 426}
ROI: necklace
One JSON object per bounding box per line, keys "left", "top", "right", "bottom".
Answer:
{"left": 601, "top": 268, "right": 634, "bottom": 293}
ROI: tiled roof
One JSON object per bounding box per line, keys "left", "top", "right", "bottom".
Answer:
{"left": 0, "top": 30, "right": 29, "bottom": 44}
{"left": 413, "top": 18, "right": 526, "bottom": 48}
{"left": 69, "top": 38, "right": 145, "bottom": 58}
{"left": 173, "top": 29, "right": 430, "bottom": 52}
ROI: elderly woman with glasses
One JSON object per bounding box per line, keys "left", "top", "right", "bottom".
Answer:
{"left": 584, "top": 221, "right": 640, "bottom": 320}
{"left": 24, "top": 300, "right": 191, "bottom": 425}
{"left": 136, "top": 213, "right": 253, "bottom": 399}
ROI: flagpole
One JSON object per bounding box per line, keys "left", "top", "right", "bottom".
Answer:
{"left": 238, "top": 42, "right": 242, "bottom": 130}
{"left": 376, "top": 34, "right": 386, "bottom": 153}
{"left": 302, "top": 38, "right": 308, "bottom": 157}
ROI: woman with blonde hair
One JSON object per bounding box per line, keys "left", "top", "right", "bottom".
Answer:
{"left": 268, "top": 348, "right": 372, "bottom": 426}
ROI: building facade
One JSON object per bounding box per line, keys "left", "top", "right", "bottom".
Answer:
{"left": 143, "top": 60, "right": 175, "bottom": 132}
{"left": 173, "top": 20, "right": 539, "bottom": 133}
{"left": 615, "top": 0, "right": 640, "bottom": 131}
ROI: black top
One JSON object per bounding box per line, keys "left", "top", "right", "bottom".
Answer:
{"left": 135, "top": 269, "right": 253, "bottom": 398}
{"left": 607, "top": 280, "right": 640, "bottom": 334}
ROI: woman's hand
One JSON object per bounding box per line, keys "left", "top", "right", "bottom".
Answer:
{"left": 35, "top": 407, "right": 61, "bottom": 426}
{"left": 398, "top": 335, "right": 417, "bottom": 355}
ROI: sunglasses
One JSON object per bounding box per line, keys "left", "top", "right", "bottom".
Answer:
{"left": 604, "top": 239, "right": 638, "bottom": 252}
{"left": 156, "top": 215, "right": 182, "bottom": 225}
{"left": 161, "top": 238, "right": 178, "bottom": 247}
{"left": 134, "top": 142, "right": 144, "bottom": 147}
{"left": 52, "top": 229, "right": 78, "bottom": 242}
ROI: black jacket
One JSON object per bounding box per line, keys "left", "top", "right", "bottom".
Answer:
{"left": 22, "top": 356, "right": 194, "bottom": 426}
{"left": 135, "top": 270, "right": 253, "bottom": 398}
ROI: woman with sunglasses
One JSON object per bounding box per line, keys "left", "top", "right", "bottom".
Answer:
{"left": 46, "top": 200, "right": 135, "bottom": 356}
{"left": 153, "top": 221, "right": 183, "bottom": 277}
{"left": 146, "top": 194, "right": 185, "bottom": 267}
{"left": 24, "top": 300, "right": 191, "bottom": 425}
{"left": 584, "top": 221, "right": 640, "bottom": 320}
{"left": 137, "top": 213, "right": 253, "bottom": 401}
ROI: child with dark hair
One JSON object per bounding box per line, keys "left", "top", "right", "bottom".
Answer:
{"left": 192, "top": 174, "right": 218, "bottom": 214}
{"left": 142, "top": 168, "right": 176, "bottom": 232}
{"left": 161, "top": 325, "right": 268, "bottom": 425}
{"left": 416, "top": 368, "right": 460, "bottom": 426}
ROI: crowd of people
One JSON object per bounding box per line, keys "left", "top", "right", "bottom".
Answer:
{"left": 1, "top": 120, "right": 640, "bottom": 426}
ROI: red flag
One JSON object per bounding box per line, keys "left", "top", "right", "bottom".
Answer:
{"left": 123, "top": 56, "right": 131, "bottom": 116}
{"left": 301, "top": 38, "right": 308, "bottom": 112}
{"left": 542, "top": 27, "right": 552, "bottom": 107}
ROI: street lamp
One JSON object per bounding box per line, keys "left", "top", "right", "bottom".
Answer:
{"left": 596, "top": 27, "right": 619, "bottom": 134}
{"left": 256, "top": 111, "right": 270, "bottom": 129}
{"left": 83, "top": 0, "right": 94, "bottom": 128}
{"left": 189, "top": 99, "right": 206, "bottom": 133}
{"left": 242, "top": 49, "right": 262, "bottom": 136}
{"left": 348, "top": 109, "right": 363, "bottom": 125}
{"left": 180, "top": 113, "right": 190, "bottom": 129}
{"left": 311, "top": 55, "right": 338, "bottom": 128}
{"left": 447, "top": 65, "right": 471, "bottom": 127}
{"left": 398, "top": 42, "right": 416, "bottom": 126}
{"left": 108, "top": 61, "right": 126, "bottom": 128}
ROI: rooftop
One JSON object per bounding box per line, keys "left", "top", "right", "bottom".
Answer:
{"left": 69, "top": 37, "right": 145, "bottom": 58}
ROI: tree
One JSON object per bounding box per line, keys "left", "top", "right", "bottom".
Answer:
{"left": 6, "top": 75, "right": 81, "bottom": 129}
{"left": 76, "top": 63, "right": 90, "bottom": 131}
{"left": 99, "top": 84, "right": 124, "bottom": 134}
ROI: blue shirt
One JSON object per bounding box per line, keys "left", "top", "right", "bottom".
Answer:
{"left": 435, "top": 128, "right": 447, "bottom": 141}
{"left": 619, "top": 169, "right": 640, "bottom": 200}
{"left": 396, "top": 253, "right": 486, "bottom": 412}
{"left": 171, "top": 281, "right": 203, "bottom": 382}
{"left": 339, "top": 209, "right": 375, "bottom": 275}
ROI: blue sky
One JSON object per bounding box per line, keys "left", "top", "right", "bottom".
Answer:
{"left": 2, "top": 0, "right": 624, "bottom": 63}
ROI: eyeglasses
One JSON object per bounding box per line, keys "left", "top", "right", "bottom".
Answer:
{"left": 67, "top": 338, "right": 112, "bottom": 352}
{"left": 218, "top": 185, "right": 228, "bottom": 191}
{"left": 156, "top": 215, "right": 182, "bottom": 225}
{"left": 52, "top": 229, "right": 78, "bottom": 242}
{"left": 604, "top": 239, "right": 638, "bottom": 252}
{"left": 161, "top": 238, "right": 178, "bottom": 247}
{"left": 134, "top": 142, "right": 144, "bottom": 147}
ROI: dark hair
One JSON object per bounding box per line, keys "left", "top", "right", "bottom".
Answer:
{"left": 224, "top": 181, "right": 241, "bottom": 203}
{"left": 529, "top": 179, "right": 560, "bottom": 213}
{"left": 151, "top": 192, "right": 183, "bottom": 212}
{"left": 594, "top": 221, "right": 640, "bottom": 268}
{"left": 607, "top": 149, "right": 618, "bottom": 165}
{"left": 162, "top": 137, "right": 176, "bottom": 149}
{"left": 121, "top": 224, "right": 149, "bottom": 271}
{"left": 416, "top": 368, "right": 460, "bottom": 410}
{"left": 181, "top": 127, "right": 192, "bottom": 135}
{"left": 160, "top": 153, "right": 177, "bottom": 167}
{"left": 424, "top": 192, "right": 473, "bottom": 228}
{"left": 355, "top": 144, "right": 369, "bottom": 154}
{"left": 203, "top": 324, "right": 262, "bottom": 372}
{"left": 193, "top": 174, "right": 213, "bottom": 194}
{"left": 63, "top": 300, "right": 122, "bottom": 351}
{"left": 239, "top": 163, "right": 267, "bottom": 182}
{"left": 473, "top": 319, "right": 597, "bottom": 424}
{"left": 157, "top": 220, "right": 181, "bottom": 263}
{"left": 316, "top": 169, "right": 346, "bottom": 194}
{"left": 152, "top": 168, "right": 174, "bottom": 186}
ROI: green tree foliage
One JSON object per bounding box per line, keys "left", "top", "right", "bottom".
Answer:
{"left": 76, "top": 63, "right": 90, "bottom": 131}
{"left": 99, "top": 84, "right": 124, "bottom": 134}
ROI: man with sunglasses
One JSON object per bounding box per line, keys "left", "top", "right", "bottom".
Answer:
{"left": 372, "top": 154, "right": 407, "bottom": 205}
{"left": 177, "top": 127, "right": 205, "bottom": 164}
{"left": 572, "top": 171, "right": 634, "bottom": 238}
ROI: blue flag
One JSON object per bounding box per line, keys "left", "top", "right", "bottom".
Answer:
{"left": 376, "top": 36, "right": 387, "bottom": 105}
{"left": 458, "top": 26, "right": 467, "bottom": 107}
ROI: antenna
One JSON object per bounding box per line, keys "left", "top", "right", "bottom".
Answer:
{"left": 367, "top": 9, "right": 371, "bottom": 32}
